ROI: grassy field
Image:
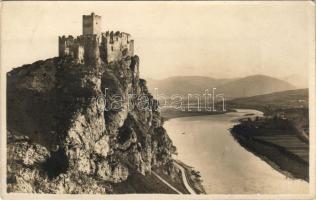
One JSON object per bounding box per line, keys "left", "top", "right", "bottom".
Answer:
{"left": 254, "top": 134, "right": 308, "bottom": 163}
{"left": 231, "top": 126, "right": 309, "bottom": 181}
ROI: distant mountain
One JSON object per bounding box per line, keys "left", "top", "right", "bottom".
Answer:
{"left": 216, "top": 75, "right": 296, "bottom": 99}
{"left": 147, "top": 75, "right": 296, "bottom": 99}
{"left": 146, "top": 76, "right": 232, "bottom": 96}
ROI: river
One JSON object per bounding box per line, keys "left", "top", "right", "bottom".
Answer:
{"left": 164, "top": 109, "right": 309, "bottom": 194}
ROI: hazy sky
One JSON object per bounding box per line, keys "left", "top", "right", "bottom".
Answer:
{"left": 1, "top": 1, "right": 314, "bottom": 86}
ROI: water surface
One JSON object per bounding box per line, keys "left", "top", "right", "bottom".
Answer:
{"left": 164, "top": 109, "right": 309, "bottom": 194}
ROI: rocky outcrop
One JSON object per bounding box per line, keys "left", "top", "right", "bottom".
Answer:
{"left": 7, "top": 55, "right": 176, "bottom": 193}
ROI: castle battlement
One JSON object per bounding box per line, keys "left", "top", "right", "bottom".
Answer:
{"left": 59, "top": 13, "right": 134, "bottom": 65}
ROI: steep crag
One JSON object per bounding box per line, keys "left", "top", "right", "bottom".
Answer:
{"left": 7, "top": 55, "right": 178, "bottom": 193}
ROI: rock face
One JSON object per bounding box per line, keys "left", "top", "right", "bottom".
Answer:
{"left": 7, "top": 55, "right": 176, "bottom": 193}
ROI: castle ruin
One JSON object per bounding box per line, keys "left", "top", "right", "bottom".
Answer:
{"left": 59, "top": 13, "right": 134, "bottom": 65}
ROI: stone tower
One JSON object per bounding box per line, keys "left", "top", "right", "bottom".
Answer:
{"left": 83, "top": 12, "right": 102, "bottom": 35}
{"left": 59, "top": 13, "right": 134, "bottom": 64}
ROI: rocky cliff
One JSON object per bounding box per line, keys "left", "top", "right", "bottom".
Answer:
{"left": 7, "top": 55, "right": 178, "bottom": 193}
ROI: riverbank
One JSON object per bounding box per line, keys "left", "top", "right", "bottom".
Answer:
{"left": 161, "top": 109, "right": 233, "bottom": 120}
{"left": 174, "top": 160, "right": 206, "bottom": 194}
{"left": 230, "top": 118, "right": 309, "bottom": 181}
{"left": 152, "top": 160, "right": 206, "bottom": 194}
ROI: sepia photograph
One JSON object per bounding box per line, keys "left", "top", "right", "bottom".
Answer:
{"left": 0, "top": 1, "right": 315, "bottom": 199}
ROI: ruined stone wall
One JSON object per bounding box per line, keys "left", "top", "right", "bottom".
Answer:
{"left": 59, "top": 36, "right": 84, "bottom": 64}
{"left": 73, "top": 45, "right": 84, "bottom": 64}
{"left": 129, "top": 40, "right": 134, "bottom": 56}
{"left": 59, "top": 32, "right": 134, "bottom": 65}
{"left": 120, "top": 32, "right": 133, "bottom": 57}
{"left": 106, "top": 32, "right": 122, "bottom": 63}
{"left": 104, "top": 31, "right": 134, "bottom": 63}
{"left": 83, "top": 35, "right": 101, "bottom": 66}
{"left": 59, "top": 33, "right": 134, "bottom": 65}
{"left": 59, "top": 36, "right": 73, "bottom": 57}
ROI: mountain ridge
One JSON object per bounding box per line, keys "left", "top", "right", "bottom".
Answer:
{"left": 147, "top": 74, "right": 296, "bottom": 99}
